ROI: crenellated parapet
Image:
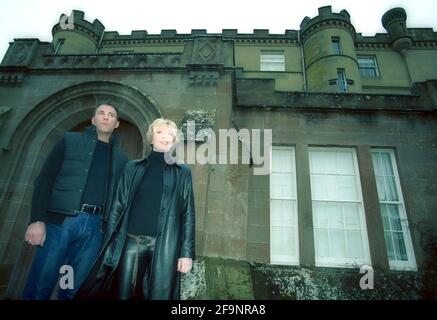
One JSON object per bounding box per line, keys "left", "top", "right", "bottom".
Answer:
{"left": 382, "top": 7, "right": 413, "bottom": 55}
{"left": 52, "top": 10, "right": 104, "bottom": 42}
{"left": 51, "top": 10, "right": 105, "bottom": 54}
{"left": 300, "top": 6, "right": 355, "bottom": 42}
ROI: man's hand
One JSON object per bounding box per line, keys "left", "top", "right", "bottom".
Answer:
{"left": 177, "top": 257, "right": 193, "bottom": 274}
{"left": 24, "top": 222, "right": 46, "bottom": 246}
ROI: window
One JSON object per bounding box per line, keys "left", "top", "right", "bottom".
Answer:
{"left": 260, "top": 51, "right": 285, "bottom": 72}
{"left": 329, "top": 69, "right": 351, "bottom": 92}
{"left": 358, "top": 56, "right": 379, "bottom": 78}
{"left": 337, "top": 69, "right": 347, "bottom": 92}
{"left": 331, "top": 37, "right": 342, "bottom": 54}
{"left": 309, "top": 147, "right": 371, "bottom": 268}
{"left": 270, "top": 146, "right": 299, "bottom": 265}
{"left": 371, "top": 149, "right": 417, "bottom": 271}
{"left": 54, "top": 39, "right": 65, "bottom": 54}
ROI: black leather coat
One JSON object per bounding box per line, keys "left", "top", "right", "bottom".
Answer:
{"left": 76, "top": 155, "right": 195, "bottom": 300}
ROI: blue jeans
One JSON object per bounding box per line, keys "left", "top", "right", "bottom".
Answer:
{"left": 22, "top": 212, "right": 103, "bottom": 300}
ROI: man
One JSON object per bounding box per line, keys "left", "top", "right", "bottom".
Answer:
{"left": 22, "top": 103, "right": 128, "bottom": 300}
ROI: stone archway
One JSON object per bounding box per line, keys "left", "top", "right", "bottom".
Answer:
{"left": 0, "top": 81, "right": 161, "bottom": 298}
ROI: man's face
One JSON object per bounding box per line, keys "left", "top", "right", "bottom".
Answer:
{"left": 92, "top": 104, "right": 120, "bottom": 135}
{"left": 152, "top": 125, "right": 176, "bottom": 152}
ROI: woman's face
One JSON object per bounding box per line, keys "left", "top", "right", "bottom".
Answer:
{"left": 152, "top": 125, "right": 176, "bottom": 152}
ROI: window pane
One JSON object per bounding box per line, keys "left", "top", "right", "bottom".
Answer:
{"left": 331, "top": 230, "right": 346, "bottom": 258}
{"left": 384, "top": 176, "right": 399, "bottom": 201}
{"left": 375, "top": 176, "right": 386, "bottom": 201}
{"left": 272, "top": 149, "right": 294, "bottom": 173}
{"left": 315, "top": 229, "right": 330, "bottom": 258}
{"left": 270, "top": 199, "right": 294, "bottom": 226}
{"left": 311, "top": 174, "right": 333, "bottom": 200}
{"left": 337, "top": 70, "right": 347, "bottom": 92}
{"left": 380, "top": 204, "right": 390, "bottom": 229}
{"left": 380, "top": 153, "right": 394, "bottom": 175}
{"left": 332, "top": 38, "right": 341, "bottom": 54}
{"left": 271, "top": 226, "right": 295, "bottom": 256}
{"left": 393, "top": 232, "right": 408, "bottom": 261}
{"left": 346, "top": 230, "right": 364, "bottom": 259}
{"left": 384, "top": 231, "right": 396, "bottom": 260}
{"left": 343, "top": 203, "right": 361, "bottom": 228}
{"left": 337, "top": 175, "right": 358, "bottom": 201}
{"left": 313, "top": 202, "right": 330, "bottom": 228}
{"left": 372, "top": 153, "right": 382, "bottom": 176}
{"left": 387, "top": 204, "right": 402, "bottom": 231}
{"left": 336, "top": 152, "right": 355, "bottom": 174}
{"left": 271, "top": 173, "right": 295, "bottom": 198}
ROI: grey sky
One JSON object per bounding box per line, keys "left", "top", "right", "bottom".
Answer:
{"left": 0, "top": 0, "right": 436, "bottom": 59}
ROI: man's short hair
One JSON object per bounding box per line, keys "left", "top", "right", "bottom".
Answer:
{"left": 146, "top": 118, "right": 180, "bottom": 144}
{"left": 94, "top": 103, "right": 119, "bottom": 119}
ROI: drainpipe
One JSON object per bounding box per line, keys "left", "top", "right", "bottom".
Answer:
{"left": 298, "top": 29, "right": 307, "bottom": 92}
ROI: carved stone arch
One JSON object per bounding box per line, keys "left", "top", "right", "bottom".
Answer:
{"left": 0, "top": 81, "right": 161, "bottom": 297}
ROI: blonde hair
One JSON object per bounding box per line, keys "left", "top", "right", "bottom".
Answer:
{"left": 146, "top": 118, "right": 180, "bottom": 144}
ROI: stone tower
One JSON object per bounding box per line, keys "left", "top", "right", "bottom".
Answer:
{"left": 52, "top": 10, "right": 105, "bottom": 54}
{"left": 382, "top": 7, "right": 413, "bottom": 56}
{"left": 300, "top": 6, "right": 361, "bottom": 93}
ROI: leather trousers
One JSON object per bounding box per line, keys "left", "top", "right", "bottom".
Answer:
{"left": 114, "top": 234, "right": 156, "bottom": 300}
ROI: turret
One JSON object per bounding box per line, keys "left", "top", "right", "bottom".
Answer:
{"left": 382, "top": 7, "right": 413, "bottom": 55}
{"left": 300, "top": 6, "right": 361, "bottom": 93}
{"left": 51, "top": 10, "right": 105, "bottom": 54}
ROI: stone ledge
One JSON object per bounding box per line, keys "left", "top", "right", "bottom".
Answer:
{"left": 236, "top": 79, "right": 437, "bottom": 112}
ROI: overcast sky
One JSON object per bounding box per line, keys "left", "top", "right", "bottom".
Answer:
{"left": 0, "top": 0, "right": 436, "bottom": 59}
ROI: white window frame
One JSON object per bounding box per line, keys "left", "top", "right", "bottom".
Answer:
{"left": 309, "top": 147, "right": 372, "bottom": 268}
{"left": 270, "top": 146, "right": 299, "bottom": 265}
{"left": 358, "top": 56, "right": 379, "bottom": 78}
{"left": 371, "top": 148, "right": 417, "bottom": 271}
{"left": 260, "top": 51, "right": 285, "bottom": 72}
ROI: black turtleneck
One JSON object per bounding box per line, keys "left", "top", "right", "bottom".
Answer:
{"left": 128, "top": 150, "right": 166, "bottom": 236}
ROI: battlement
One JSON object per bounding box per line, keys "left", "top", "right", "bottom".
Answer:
{"left": 47, "top": 7, "right": 437, "bottom": 47}
{"left": 52, "top": 10, "right": 105, "bottom": 42}
{"left": 101, "top": 28, "right": 298, "bottom": 41}
{"left": 299, "top": 6, "right": 355, "bottom": 40}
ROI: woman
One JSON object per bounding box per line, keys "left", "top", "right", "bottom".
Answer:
{"left": 77, "top": 118, "right": 195, "bottom": 300}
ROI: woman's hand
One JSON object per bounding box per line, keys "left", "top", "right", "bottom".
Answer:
{"left": 177, "top": 257, "right": 193, "bottom": 273}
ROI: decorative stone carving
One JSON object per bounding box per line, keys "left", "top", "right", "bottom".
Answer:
{"left": 34, "top": 53, "right": 183, "bottom": 69}
{"left": 0, "top": 73, "right": 24, "bottom": 87}
{"left": 1, "top": 40, "right": 38, "bottom": 67}
{"left": 191, "top": 37, "right": 222, "bottom": 65}
{"left": 180, "top": 110, "right": 216, "bottom": 143}
{"left": 189, "top": 70, "right": 218, "bottom": 86}
{"left": 13, "top": 45, "right": 28, "bottom": 64}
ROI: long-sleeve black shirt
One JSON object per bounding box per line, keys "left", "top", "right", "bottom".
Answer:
{"left": 127, "top": 150, "right": 166, "bottom": 236}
